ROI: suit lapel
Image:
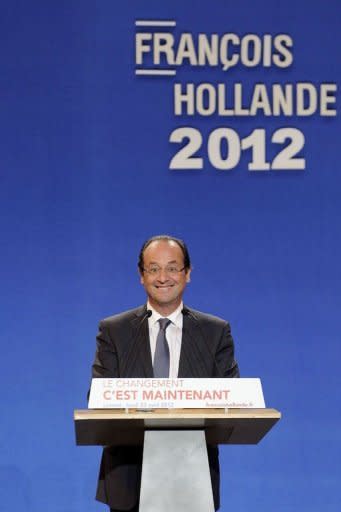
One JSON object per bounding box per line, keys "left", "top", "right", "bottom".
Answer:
{"left": 178, "top": 309, "right": 210, "bottom": 377}
{"left": 127, "top": 306, "right": 154, "bottom": 378}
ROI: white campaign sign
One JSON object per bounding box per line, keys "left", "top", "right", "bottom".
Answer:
{"left": 88, "top": 378, "right": 265, "bottom": 409}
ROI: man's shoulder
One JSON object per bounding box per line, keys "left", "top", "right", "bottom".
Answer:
{"left": 184, "top": 306, "right": 230, "bottom": 327}
{"left": 99, "top": 305, "right": 145, "bottom": 327}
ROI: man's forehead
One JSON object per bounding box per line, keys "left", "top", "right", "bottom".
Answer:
{"left": 143, "top": 240, "right": 183, "bottom": 260}
{"left": 147, "top": 259, "right": 178, "bottom": 266}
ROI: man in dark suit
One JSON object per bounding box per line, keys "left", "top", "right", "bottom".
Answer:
{"left": 91, "top": 235, "right": 239, "bottom": 512}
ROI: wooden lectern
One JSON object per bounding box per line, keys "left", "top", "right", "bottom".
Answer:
{"left": 74, "top": 408, "right": 281, "bottom": 512}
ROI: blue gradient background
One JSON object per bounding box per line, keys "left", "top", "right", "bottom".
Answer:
{"left": 0, "top": 1, "right": 340, "bottom": 511}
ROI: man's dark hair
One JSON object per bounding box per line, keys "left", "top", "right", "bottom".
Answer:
{"left": 138, "top": 235, "right": 191, "bottom": 273}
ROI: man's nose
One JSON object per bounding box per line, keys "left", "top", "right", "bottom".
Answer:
{"left": 157, "top": 268, "right": 169, "bottom": 281}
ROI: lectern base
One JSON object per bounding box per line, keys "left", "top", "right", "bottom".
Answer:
{"left": 139, "top": 430, "right": 215, "bottom": 512}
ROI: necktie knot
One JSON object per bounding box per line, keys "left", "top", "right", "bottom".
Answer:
{"left": 158, "top": 318, "right": 171, "bottom": 331}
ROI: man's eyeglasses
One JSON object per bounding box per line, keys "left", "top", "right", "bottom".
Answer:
{"left": 142, "top": 265, "right": 186, "bottom": 276}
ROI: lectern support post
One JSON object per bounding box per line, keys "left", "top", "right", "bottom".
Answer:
{"left": 140, "top": 430, "right": 214, "bottom": 512}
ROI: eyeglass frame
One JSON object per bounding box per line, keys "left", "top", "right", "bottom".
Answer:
{"left": 142, "top": 265, "right": 186, "bottom": 276}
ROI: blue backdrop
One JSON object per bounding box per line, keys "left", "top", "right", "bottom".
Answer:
{"left": 0, "top": 1, "right": 340, "bottom": 511}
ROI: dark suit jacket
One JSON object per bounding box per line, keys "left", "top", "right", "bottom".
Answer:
{"left": 91, "top": 305, "right": 239, "bottom": 511}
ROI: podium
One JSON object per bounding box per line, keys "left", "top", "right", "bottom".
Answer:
{"left": 74, "top": 408, "right": 281, "bottom": 512}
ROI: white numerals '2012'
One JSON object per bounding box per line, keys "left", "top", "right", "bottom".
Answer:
{"left": 169, "top": 127, "right": 305, "bottom": 171}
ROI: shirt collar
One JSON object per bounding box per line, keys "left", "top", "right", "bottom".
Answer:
{"left": 147, "top": 301, "right": 183, "bottom": 328}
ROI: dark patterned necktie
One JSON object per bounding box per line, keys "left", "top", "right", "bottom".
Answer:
{"left": 153, "top": 318, "right": 171, "bottom": 378}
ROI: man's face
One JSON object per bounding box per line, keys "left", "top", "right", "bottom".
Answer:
{"left": 140, "top": 240, "right": 191, "bottom": 314}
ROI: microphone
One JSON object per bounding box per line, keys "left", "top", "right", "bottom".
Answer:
{"left": 120, "top": 309, "right": 152, "bottom": 376}
{"left": 182, "top": 307, "right": 225, "bottom": 378}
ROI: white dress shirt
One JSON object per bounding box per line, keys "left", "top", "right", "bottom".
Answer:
{"left": 147, "top": 301, "right": 183, "bottom": 378}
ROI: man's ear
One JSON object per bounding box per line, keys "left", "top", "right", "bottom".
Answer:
{"left": 186, "top": 268, "right": 191, "bottom": 283}
{"left": 139, "top": 270, "right": 145, "bottom": 285}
